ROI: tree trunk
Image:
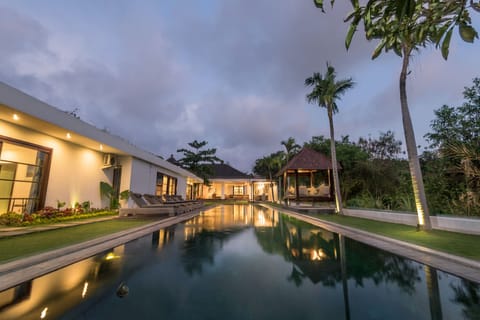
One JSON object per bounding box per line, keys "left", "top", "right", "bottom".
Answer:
{"left": 400, "top": 46, "right": 432, "bottom": 230}
{"left": 269, "top": 172, "right": 275, "bottom": 202}
{"left": 328, "top": 106, "right": 343, "bottom": 214}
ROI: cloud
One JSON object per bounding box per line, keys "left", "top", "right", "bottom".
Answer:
{"left": 0, "top": 1, "right": 477, "bottom": 172}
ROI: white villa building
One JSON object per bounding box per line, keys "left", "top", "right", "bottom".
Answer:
{"left": 0, "top": 82, "right": 201, "bottom": 214}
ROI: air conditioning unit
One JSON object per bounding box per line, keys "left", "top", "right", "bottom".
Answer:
{"left": 102, "top": 153, "right": 116, "bottom": 167}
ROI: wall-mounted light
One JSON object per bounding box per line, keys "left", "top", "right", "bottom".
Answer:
{"left": 99, "top": 144, "right": 104, "bottom": 151}
{"left": 12, "top": 114, "right": 19, "bottom": 121}
{"left": 66, "top": 132, "right": 72, "bottom": 139}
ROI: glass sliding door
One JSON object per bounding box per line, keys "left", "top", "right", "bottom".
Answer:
{"left": 0, "top": 137, "right": 51, "bottom": 214}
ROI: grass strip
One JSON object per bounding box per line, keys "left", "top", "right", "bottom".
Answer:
{"left": 309, "top": 213, "right": 480, "bottom": 261}
{"left": 0, "top": 219, "right": 153, "bottom": 263}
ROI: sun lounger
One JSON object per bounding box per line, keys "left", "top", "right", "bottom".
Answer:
{"left": 143, "top": 194, "right": 191, "bottom": 214}
{"left": 119, "top": 192, "right": 176, "bottom": 217}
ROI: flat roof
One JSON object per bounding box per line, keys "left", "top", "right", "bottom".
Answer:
{"left": 0, "top": 81, "right": 200, "bottom": 180}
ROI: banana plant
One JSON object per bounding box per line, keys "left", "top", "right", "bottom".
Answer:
{"left": 100, "top": 181, "right": 130, "bottom": 210}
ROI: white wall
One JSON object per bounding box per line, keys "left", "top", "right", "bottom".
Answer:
{"left": 1, "top": 119, "right": 192, "bottom": 211}
{"left": 176, "top": 178, "right": 187, "bottom": 198}
{"left": 344, "top": 208, "right": 480, "bottom": 235}
{"left": 129, "top": 158, "right": 157, "bottom": 195}
{"left": 128, "top": 157, "right": 187, "bottom": 200}
{"left": 1, "top": 120, "right": 108, "bottom": 209}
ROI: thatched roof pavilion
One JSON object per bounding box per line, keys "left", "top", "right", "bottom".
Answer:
{"left": 276, "top": 147, "right": 340, "bottom": 203}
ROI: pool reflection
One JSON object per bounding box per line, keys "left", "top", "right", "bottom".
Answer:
{"left": 0, "top": 205, "right": 478, "bottom": 320}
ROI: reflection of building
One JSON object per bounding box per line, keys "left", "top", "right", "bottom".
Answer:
{"left": 276, "top": 216, "right": 341, "bottom": 285}
{"left": 198, "top": 163, "right": 278, "bottom": 202}
{"left": 0, "top": 246, "right": 125, "bottom": 319}
{"left": 184, "top": 205, "right": 279, "bottom": 240}
{"left": 0, "top": 226, "right": 178, "bottom": 319}
{"left": 0, "top": 82, "right": 201, "bottom": 214}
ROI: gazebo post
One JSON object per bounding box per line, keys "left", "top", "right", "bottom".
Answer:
{"left": 328, "top": 169, "right": 333, "bottom": 198}
{"left": 295, "top": 170, "right": 299, "bottom": 205}
{"left": 310, "top": 171, "right": 315, "bottom": 206}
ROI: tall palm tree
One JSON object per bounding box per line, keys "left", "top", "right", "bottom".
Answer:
{"left": 305, "top": 63, "right": 355, "bottom": 214}
{"left": 314, "top": 0, "right": 479, "bottom": 229}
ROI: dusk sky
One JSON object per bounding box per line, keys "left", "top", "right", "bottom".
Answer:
{"left": 1, "top": 1, "right": 478, "bottom": 172}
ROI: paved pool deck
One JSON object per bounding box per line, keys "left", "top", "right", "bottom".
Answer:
{"left": 0, "top": 204, "right": 479, "bottom": 292}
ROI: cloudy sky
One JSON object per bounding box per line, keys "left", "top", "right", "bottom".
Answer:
{"left": 1, "top": 1, "right": 478, "bottom": 172}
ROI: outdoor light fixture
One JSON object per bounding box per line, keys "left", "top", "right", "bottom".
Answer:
{"left": 82, "top": 282, "right": 89, "bottom": 298}
{"left": 99, "top": 144, "right": 103, "bottom": 151}
{"left": 12, "top": 114, "right": 19, "bottom": 121}
{"left": 66, "top": 132, "right": 72, "bottom": 139}
{"left": 40, "top": 307, "right": 48, "bottom": 319}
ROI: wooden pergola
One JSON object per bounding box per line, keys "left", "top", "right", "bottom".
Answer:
{"left": 276, "top": 147, "right": 340, "bottom": 204}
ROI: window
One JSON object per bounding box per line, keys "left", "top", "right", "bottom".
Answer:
{"left": 155, "top": 173, "right": 163, "bottom": 195}
{"left": 0, "top": 136, "right": 51, "bottom": 214}
{"left": 233, "top": 186, "right": 245, "bottom": 195}
{"left": 156, "top": 172, "right": 177, "bottom": 196}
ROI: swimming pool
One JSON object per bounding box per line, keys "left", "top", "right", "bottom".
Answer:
{"left": 0, "top": 205, "right": 478, "bottom": 319}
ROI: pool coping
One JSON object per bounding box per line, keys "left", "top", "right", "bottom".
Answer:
{"left": 265, "top": 204, "right": 480, "bottom": 284}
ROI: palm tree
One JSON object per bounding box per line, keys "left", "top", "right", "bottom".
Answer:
{"left": 314, "top": 0, "right": 479, "bottom": 230}
{"left": 281, "top": 137, "right": 301, "bottom": 163}
{"left": 255, "top": 152, "right": 284, "bottom": 202}
{"left": 305, "top": 63, "right": 355, "bottom": 214}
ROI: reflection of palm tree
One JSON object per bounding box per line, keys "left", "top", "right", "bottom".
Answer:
{"left": 287, "top": 265, "right": 306, "bottom": 287}
{"left": 424, "top": 265, "right": 443, "bottom": 320}
{"left": 339, "top": 234, "right": 351, "bottom": 320}
{"left": 345, "top": 239, "right": 421, "bottom": 295}
{"left": 451, "top": 280, "right": 480, "bottom": 320}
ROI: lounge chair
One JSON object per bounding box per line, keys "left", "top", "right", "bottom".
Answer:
{"left": 119, "top": 192, "right": 176, "bottom": 217}
{"left": 143, "top": 194, "right": 191, "bottom": 214}
{"left": 158, "top": 194, "right": 203, "bottom": 210}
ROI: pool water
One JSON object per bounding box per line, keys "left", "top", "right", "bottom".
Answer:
{"left": 0, "top": 205, "right": 479, "bottom": 319}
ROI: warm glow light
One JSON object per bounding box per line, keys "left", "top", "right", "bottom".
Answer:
{"left": 82, "top": 282, "right": 89, "bottom": 298}
{"left": 40, "top": 307, "right": 48, "bottom": 319}
{"left": 258, "top": 211, "right": 265, "bottom": 225}
{"left": 66, "top": 132, "right": 72, "bottom": 139}
{"left": 105, "top": 252, "right": 121, "bottom": 260}
{"left": 311, "top": 249, "right": 326, "bottom": 261}
{"left": 105, "top": 252, "right": 116, "bottom": 260}
{"left": 99, "top": 144, "right": 103, "bottom": 151}
{"left": 417, "top": 204, "right": 425, "bottom": 226}
{"left": 13, "top": 113, "right": 19, "bottom": 121}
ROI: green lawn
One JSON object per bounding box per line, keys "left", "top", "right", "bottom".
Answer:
{"left": 0, "top": 219, "right": 153, "bottom": 263}
{"left": 309, "top": 213, "right": 480, "bottom": 261}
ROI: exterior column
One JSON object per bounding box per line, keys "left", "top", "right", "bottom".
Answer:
{"left": 295, "top": 170, "right": 299, "bottom": 204}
